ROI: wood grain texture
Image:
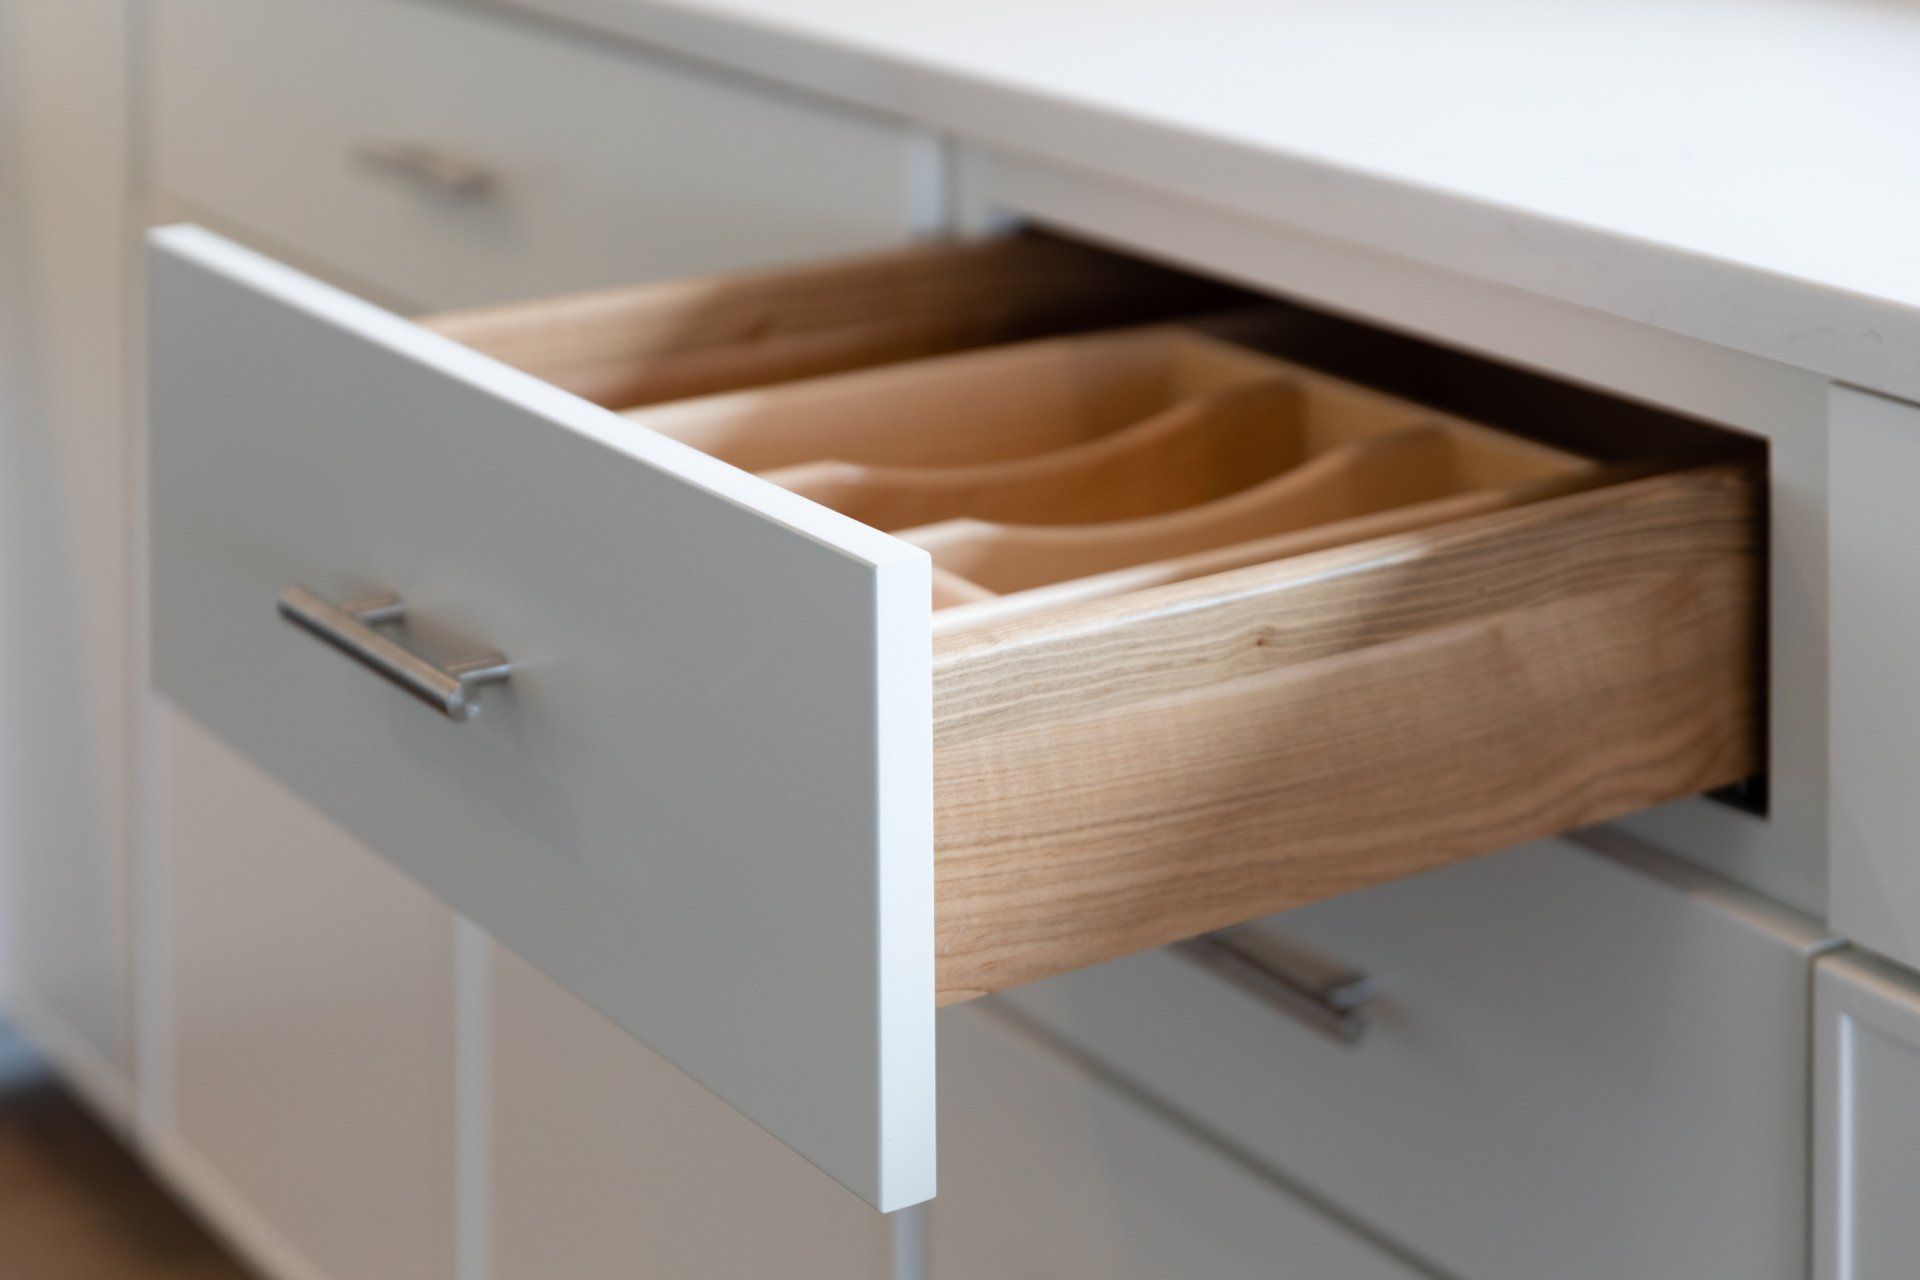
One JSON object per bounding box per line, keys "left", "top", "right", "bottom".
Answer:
{"left": 907, "top": 424, "right": 1591, "bottom": 593}
{"left": 759, "top": 379, "right": 1307, "bottom": 531}
{"left": 425, "top": 234, "right": 1245, "bottom": 408}
{"left": 631, "top": 327, "right": 1190, "bottom": 471}
{"left": 627, "top": 326, "right": 1298, "bottom": 474}
{"left": 931, "top": 464, "right": 1761, "bottom": 1003}
{"left": 927, "top": 472, "right": 1595, "bottom": 636}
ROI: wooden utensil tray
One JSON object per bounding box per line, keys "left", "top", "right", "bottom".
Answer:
{"left": 626, "top": 327, "right": 1603, "bottom": 632}
{"left": 419, "top": 233, "right": 1759, "bottom": 1005}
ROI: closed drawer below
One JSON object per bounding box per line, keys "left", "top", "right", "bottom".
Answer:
{"left": 931, "top": 1004, "right": 1427, "bottom": 1279}
{"left": 1000, "top": 832, "right": 1835, "bottom": 1280}
{"left": 148, "top": 226, "right": 1764, "bottom": 1208}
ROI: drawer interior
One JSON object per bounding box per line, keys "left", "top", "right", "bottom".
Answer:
{"left": 631, "top": 327, "right": 1601, "bottom": 630}
{"left": 426, "top": 232, "right": 1764, "bottom": 1005}
{"left": 427, "top": 234, "right": 1654, "bottom": 632}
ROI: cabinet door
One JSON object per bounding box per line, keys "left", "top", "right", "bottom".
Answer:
{"left": 487, "top": 944, "right": 892, "bottom": 1280}
{"left": 929, "top": 1005, "right": 1427, "bottom": 1280}
{"left": 1815, "top": 950, "right": 1920, "bottom": 1280}
{"left": 153, "top": 710, "right": 458, "bottom": 1280}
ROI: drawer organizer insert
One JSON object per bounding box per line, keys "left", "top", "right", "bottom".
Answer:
{"left": 431, "top": 234, "right": 1763, "bottom": 1003}
{"left": 626, "top": 327, "right": 1599, "bottom": 630}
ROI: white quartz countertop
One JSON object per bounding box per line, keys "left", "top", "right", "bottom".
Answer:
{"left": 495, "top": 0, "right": 1920, "bottom": 401}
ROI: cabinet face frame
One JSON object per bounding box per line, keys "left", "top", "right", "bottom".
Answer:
{"left": 1830, "top": 385, "right": 1920, "bottom": 970}
{"left": 1815, "top": 951, "right": 1920, "bottom": 1280}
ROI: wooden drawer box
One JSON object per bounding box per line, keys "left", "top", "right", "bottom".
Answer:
{"left": 148, "top": 226, "right": 1761, "bottom": 1208}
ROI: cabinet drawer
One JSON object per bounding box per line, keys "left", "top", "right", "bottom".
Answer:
{"left": 150, "top": 0, "right": 934, "bottom": 310}
{"left": 999, "top": 833, "right": 1832, "bottom": 1280}
{"left": 931, "top": 1005, "right": 1426, "bottom": 1279}
{"left": 148, "top": 225, "right": 1761, "bottom": 1209}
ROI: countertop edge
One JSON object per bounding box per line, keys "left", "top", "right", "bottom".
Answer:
{"left": 480, "top": 0, "right": 1920, "bottom": 405}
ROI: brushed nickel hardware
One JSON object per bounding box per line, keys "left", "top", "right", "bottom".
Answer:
{"left": 353, "top": 140, "right": 497, "bottom": 199}
{"left": 1174, "top": 926, "right": 1374, "bottom": 1044}
{"left": 277, "top": 587, "right": 510, "bottom": 721}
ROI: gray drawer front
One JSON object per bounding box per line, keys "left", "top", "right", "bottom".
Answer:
{"left": 999, "top": 832, "right": 1833, "bottom": 1280}
{"left": 932, "top": 1005, "right": 1427, "bottom": 1280}
{"left": 148, "top": 227, "right": 933, "bottom": 1211}
{"left": 150, "top": 0, "right": 934, "bottom": 311}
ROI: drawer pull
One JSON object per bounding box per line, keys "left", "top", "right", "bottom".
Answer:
{"left": 353, "top": 141, "right": 497, "bottom": 200}
{"left": 277, "top": 587, "right": 510, "bottom": 722}
{"left": 1173, "top": 928, "right": 1374, "bottom": 1044}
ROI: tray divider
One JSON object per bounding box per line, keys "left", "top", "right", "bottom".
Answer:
{"left": 929, "top": 465, "right": 1615, "bottom": 635}
{"left": 902, "top": 424, "right": 1494, "bottom": 594}
{"left": 932, "top": 567, "right": 999, "bottom": 611}
{"left": 758, "top": 378, "right": 1306, "bottom": 531}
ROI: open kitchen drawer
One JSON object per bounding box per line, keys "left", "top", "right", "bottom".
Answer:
{"left": 147, "top": 226, "right": 1760, "bottom": 1210}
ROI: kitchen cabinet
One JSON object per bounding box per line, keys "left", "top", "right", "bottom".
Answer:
{"left": 0, "top": 0, "right": 1896, "bottom": 1275}
{"left": 151, "top": 711, "right": 459, "bottom": 1280}
{"left": 146, "top": 221, "right": 1761, "bottom": 1208}
{"left": 487, "top": 943, "right": 892, "bottom": 1280}
{"left": 130, "top": 0, "right": 949, "bottom": 1267}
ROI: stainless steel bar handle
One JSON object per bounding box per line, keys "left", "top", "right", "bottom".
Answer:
{"left": 277, "top": 587, "right": 511, "bottom": 722}
{"left": 1173, "top": 927, "right": 1374, "bottom": 1044}
{"left": 353, "top": 140, "right": 497, "bottom": 199}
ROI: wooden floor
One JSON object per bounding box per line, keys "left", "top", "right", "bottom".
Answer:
{"left": 0, "top": 1074, "right": 256, "bottom": 1279}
